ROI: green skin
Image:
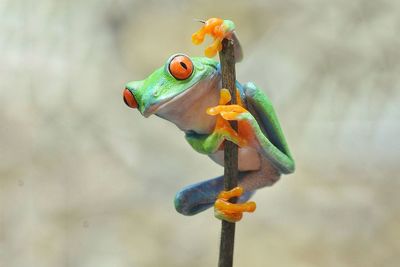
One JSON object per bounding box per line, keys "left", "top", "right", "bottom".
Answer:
{"left": 124, "top": 28, "right": 295, "bottom": 220}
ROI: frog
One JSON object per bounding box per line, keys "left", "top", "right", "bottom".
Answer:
{"left": 123, "top": 18, "right": 295, "bottom": 223}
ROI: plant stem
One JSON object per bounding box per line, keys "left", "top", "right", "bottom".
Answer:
{"left": 218, "top": 38, "right": 238, "bottom": 267}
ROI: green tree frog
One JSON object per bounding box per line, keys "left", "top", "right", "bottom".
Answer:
{"left": 123, "top": 18, "right": 295, "bottom": 222}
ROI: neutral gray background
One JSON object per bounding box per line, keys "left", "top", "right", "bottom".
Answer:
{"left": 1, "top": 0, "right": 399, "bottom": 266}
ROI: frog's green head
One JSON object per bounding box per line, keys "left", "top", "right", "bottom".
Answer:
{"left": 123, "top": 54, "right": 219, "bottom": 117}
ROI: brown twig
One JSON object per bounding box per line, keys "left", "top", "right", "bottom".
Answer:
{"left": 218, "top": 38, "right": 238, "bottom": 267}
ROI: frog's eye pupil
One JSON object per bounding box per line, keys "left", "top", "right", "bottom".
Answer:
{"left": 180, "top": 62, "right": 187, "bottom": 69}
{"left": 168, "top": 55, "right": 193, "bottom": 80}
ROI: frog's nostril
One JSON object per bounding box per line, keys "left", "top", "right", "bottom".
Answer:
{"left": 123, "top": 88, "right": 138, "bottom": 109}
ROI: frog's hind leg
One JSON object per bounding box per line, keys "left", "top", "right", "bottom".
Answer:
{"left": 174, "top": 175, "right": 255, "bottom": 216}
{"left": 174, "top": 176, "right": 223, "bottom": 216}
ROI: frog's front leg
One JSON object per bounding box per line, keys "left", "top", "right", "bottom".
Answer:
{"left": 184, "top": 119, "right": 246, "bottom": 154}
{"left": 184, "top": 89, "right": 246, "bottom": 154}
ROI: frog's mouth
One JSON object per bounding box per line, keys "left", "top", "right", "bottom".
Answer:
{"left": 143, "top": 67, "right": 219, "bottom": 117}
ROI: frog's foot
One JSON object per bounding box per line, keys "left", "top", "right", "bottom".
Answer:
{"left": 208, "top": 88, "right": 248, "bottom": 120}
{"left": 214, "top": 187, "right": 256, "bottom": 222}
{"left": 207, "top": 104, "right": 249, "bottom": 121}
{"left": 192, "top": 18, "right": 236, "bottom": 57}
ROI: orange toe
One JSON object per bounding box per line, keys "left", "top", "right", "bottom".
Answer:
{"left": 214, "top": 187, "right": 256, "bottom": 222}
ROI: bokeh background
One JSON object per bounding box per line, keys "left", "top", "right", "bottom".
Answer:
{"left": 1, "top": 0, "right": 399, "bottom": 266}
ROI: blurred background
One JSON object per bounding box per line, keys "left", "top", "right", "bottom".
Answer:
{"left": 1, "top": 0, "right": 399, "bottom": 266}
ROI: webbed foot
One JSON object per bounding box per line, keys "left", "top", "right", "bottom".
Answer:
{"left": 207, "top": 88, "right": 248, "bottom": 120}
{"left": 207, "top": 104, "right": 248, "bottom": 121}
{"left": 192, "top": 18, "right": 235, "bottom": 57}
{"left": 214, "top": 187, "right": 256, "bottom": 222}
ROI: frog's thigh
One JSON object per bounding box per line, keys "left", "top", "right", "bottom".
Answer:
{"left": 239, "top": 158, "right": 281, "bottom": 192}
{"left": 243, "top": 82, "right": 295, "bottom": 174}
{"left": 238, "top": 147, "right": 260, "bottom": 171}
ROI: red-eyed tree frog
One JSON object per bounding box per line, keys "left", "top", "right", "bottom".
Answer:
{"left": 123, "top": 18, "right": 295, "bottom": 222}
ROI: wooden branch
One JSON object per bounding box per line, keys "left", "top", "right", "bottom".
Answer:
{"left": 218, "top": 38, "right": 238, "bottom": 267}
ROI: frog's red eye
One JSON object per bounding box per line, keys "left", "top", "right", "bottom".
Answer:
{"left": 123, "top": 88, "right": 138, "bottom": 109}
{"left": 168, "top": 55, "right": 193, "bottom": 80}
